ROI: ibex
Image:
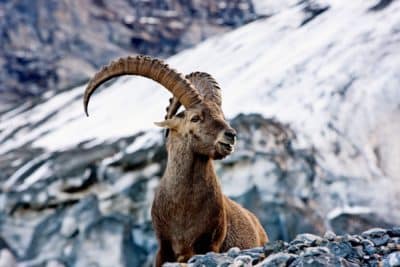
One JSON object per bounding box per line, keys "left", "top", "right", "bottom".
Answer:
{"left": 83, "top": 55, "right": 268, "bottom": 266}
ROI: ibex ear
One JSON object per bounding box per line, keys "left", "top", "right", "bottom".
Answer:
{"left": 154, "top": 118, "right": 180, "bottom": 130}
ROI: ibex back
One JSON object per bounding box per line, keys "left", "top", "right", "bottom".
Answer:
{"left": 83, "top": 56, "right": 268, "bottom": 266}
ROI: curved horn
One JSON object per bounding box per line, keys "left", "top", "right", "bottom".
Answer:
{"left": 163, "top": 97, "right": 182, "bottom": 137}
{"left": 186, "top": 72, "right": 222, "bottom": 107}
{"left": 165, "top": 97, "right": 182, "bottom": 120}
{"left": 164, "top": 71, "right": 222, "bottom": 120}
{"left": 83, "top": 55, "right": 202, "bottom": 116}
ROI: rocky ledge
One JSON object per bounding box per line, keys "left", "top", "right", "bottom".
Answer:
{"left": 163, "top": 228, "right": 400, "bottom": 267}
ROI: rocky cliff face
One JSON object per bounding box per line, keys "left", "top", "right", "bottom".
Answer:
{"left": 0, "top": 0, "right": 258, "bottom": 109}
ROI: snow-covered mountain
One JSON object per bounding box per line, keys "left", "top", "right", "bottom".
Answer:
{"left": 0, "top": 0, "right": 399, "bottom": 266}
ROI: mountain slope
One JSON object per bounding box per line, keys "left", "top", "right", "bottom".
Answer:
{"left": 2, "top": 0, "right": 399, "bottom": 181}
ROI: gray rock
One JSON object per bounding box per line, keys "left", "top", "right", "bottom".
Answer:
{"left": 188, "top": 252, "right": 233, "bottom": 267}
{"left": 291, "top": 233, "right": 324, "bottom": 247}
{"left": 227, "top": 247, "right": 241, "bottom": 258}
{"left": 256, "top": 253, "right": 296, "bottom": 267}
{"left": 327, "top": 241, "right": 353, "bottom": 258}
{"left": 263, "top": 240, "right": 287, "bottom": 257}
{"left": 303, "top": 246, "right": 330, "bottom": 257}
{"left": 387, "top": 252, "right": 400, "bottom": 267}
{"left": 323, "top": 231, "right": 337, "bottom": 241}
{"left": 60, "top": 216, "right": 78, "bottom": 238}
{"left": 289, "top": 252, "right": 341, "bottom": 267}
{"left": 0, "top": 250, "right": 16, "bottom": 267}
{"left": 330, "top": 213, "right": 393, "bottom": 236}
{"left": 388, "top": 228, "right": 400, "bottom": 238}
{"left": 232, "top": 255, "right": 253, "bottom": 267}
{"left": 162, "top": 263, "right": 181, "bottom": 267}
{"left": 362, "top": 228, "right": 390, "bottom": 246}
{"left": 46, "top": 260, "right": 66, "bottom": 267}
{"left": 239, "top": 248, "right": 264, "bottom": 264}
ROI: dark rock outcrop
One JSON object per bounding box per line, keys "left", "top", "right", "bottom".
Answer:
{"left": 0, "top": 0, "right": 259, "bottom": 108}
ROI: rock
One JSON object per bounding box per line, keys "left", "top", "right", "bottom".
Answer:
{"left": 188, "top": 252, "right": 233, "bottom": 267}
{"left": 300, "top": 0, "right": 330, "bottom": 26}
{"left": 363, "top": 240, "right": 377, "bottom": 256}
{"left": 162, "top": 263, "right": 182, "bottom": 267}
{"left": 323, "top": 231, "right": 337, "bottom": 241}
{"left": 388, "top": 227, "right": 400, "bottom": 237}
{"left": 0, "top": 250, "right": 16, "bottom": 267}
{"left": 60, "top": 216, "right": 78, "bottom": 238}
{"left": 165, "top": 227, "right": 400, "bottom": 266}
{"left": 232, "top": 255, "right": 253, "bottom": 266}
{"left": 387, "top": 252, "right": 400, "bottom": 267}
{"left": 227, "top": 247, "right": 241, "bottom": 258}
{"left": 290, "top": 252, "right": 341, "bottom": 267}
{"left": 331, "top": 213, "right": 393, "bottom": 236}
{"left": 303, "top": 246, "right": 330, "bottom": 257}
{"left": 256, "top": 252, "right": 296, "bottom": 267}
{"left": 362, "top": 228, "right": 391, "bottom": 246}
{"left": 46, "top": 260, "right": 66, "bottom": 267}
{"left": 327, "top": 241, "right": 353, "bottom": 258}
{"left": 263, "top": 240, "right": 287, "bottom": 257}
{"left": 239, "top": 248, "right": 264, "bottom": 264}
{"left": 290, "top": 233, "right": 324, "bottom": 247}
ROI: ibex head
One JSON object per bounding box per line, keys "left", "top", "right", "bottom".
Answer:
{"left": 84, "top": 56, "right": 236, "bottom": 159}
{"left": 158, "top": 72, "right": 236, "bottom": 159}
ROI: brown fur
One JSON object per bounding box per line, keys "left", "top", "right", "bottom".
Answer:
{"left": 152, "top": 103, "right": 268, "bottom": 266}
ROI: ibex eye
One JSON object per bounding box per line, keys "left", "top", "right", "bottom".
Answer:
{"left": 190, "top": 115, "right": 201, "bottom": 122}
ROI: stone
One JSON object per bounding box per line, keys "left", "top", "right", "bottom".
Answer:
{"left": 388, "top": 228, "right": 400, "bottom": 238}
{"left": 232, "top": 255, "right": 253, "bottom": 267}
{"left": 387, "top": 252, "right": 400, "bottom": 267}
{"left": 264, "top": 240, "right": 287, "bottom": 257}
{"left": 46, "top": 260, "right": 66, "bottom": 267}
{"left": 303, "top": 246, "right": 330, "bottom": 257}
{"left": 327, "top": 241, "right": 353, "bottom": 258}
{"left": 290, "top": 253, "right": 341, "bottom": 267}
{"left": 323, "top": 231, "right": 337, "bottom": 241}
{"left": 60, "top": 216, "right": 78, "bottom": 238}
{"left": 256, "top": 253, "right": 296, "bottom": 267}
{"left": 362, "top": 228, "right": 390, "bottom": 246}
{"left": 228, "top": 247, "right": 241, "bottom": 258}
{"left": 0, "top": 250, "right": 16, "bottom": 267}
{"left": 291, "top": 233, "right": 324, "bottom": 247}
{"left": 330, "top": 213, "right": 392, "bottom": 236}
{"left": 188, "top": 253, "right": 233, "bottom": 267}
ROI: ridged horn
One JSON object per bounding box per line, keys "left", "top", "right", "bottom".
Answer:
{"left": 83, "top": 55, "right": 203, "bottom": 116}
{"left": 186, "top": 72, "right": 222, "bottom": 107}
{"left": 165, "top": 97, "right": 182, "bottom": 120}
{"left": 164, "top": 71, "right": 222, "bottom": 120}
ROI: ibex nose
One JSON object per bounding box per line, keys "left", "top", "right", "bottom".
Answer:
{"left": 224, "top": 129, "right": 237, "bottom": 142}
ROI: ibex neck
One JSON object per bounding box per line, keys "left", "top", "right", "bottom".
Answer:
{"left": 163, "top": 139, "right": 217, "bottom": 188}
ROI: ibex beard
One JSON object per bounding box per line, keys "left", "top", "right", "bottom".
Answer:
{"left": 83, "top": 55, "right": 268, "bottom": 267}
